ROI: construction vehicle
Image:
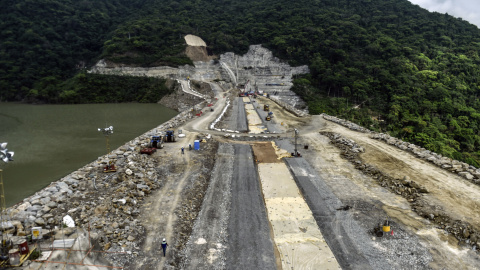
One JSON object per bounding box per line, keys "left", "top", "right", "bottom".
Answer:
{"left": 149, "top": 135, "right": 164, "bottom": 149}
{"left": 140, "top": 147, "right": 156, "bottom": 155}
{"left": 266, "top": 111, "right": 273, "bottom": 121}
{"left": 103, "top": 160, "right": 116, "bottom": 173}
{"left": 264, "top": 104, "right": 270, "bottom": 111}
{"left": 165, "top": 130, "right": 176, "bottom": 142}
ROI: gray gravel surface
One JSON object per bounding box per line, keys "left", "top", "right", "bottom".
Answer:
{"left": 250, "top": 98, "right": 283, "bottom": 133}
{"left": 285, "top": 157, "right": 432, "bottom": 270}
{"left": 235, "top": 97, "right": 248, "bottom": 132}
{"left": 285, "top": 157, "right": 374, "bottom": 270}
{"left": 180, "top": 143, "right": 234, "bottom": 269}
{"left": 222, "top": 97, "right": 248, "bottom": 132}
{"left": 224, "top": 144, "right": 276, "bottom": 270}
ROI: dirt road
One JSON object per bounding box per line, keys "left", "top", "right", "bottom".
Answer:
{"left": 131, "top": 83, "right": 480, "bottom": 270}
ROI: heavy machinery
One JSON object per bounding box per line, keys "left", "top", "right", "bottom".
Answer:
{"left": 266, "top": 111, "right": 273, "bottom": 121}
{"left": 165, "top": 130, "right": 176, "bottom": 142}
{"left": 149, "top": 135, "right": 164, "bottom": 149}
{"left": 103, "top": 160, "right": 117, "bottom": 173}
{"left": 140, "top": 147, "right": 156, "bottom": 155}
{"left": 264, "top": 104, "right": 270, "bottom": 111}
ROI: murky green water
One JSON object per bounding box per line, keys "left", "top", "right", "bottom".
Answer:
{"left": 0, "top": 103, "right": 177, "bottom": 207}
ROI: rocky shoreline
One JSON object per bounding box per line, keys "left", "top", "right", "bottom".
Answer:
{"left": 2, "top": 95, "right": 204, "bottom": 263}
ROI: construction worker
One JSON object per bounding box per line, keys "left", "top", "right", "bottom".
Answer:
{"left": 181, "top": 147, "right": 184, "bottom": 154}
{"left": 161, "top": 238, "right": 168, "bottom": 257}
{"left": 189, "top": 143, "right": 192, "bottom": 150}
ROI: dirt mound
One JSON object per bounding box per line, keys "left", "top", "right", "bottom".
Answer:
{"left": 184, "top": 34, "right": 207, "bottom": 46}
{"left": 252, "top": 142, "right": 283, "bottom": 163}
{"left": 185, "top": 46, "right": 215, "bottom": 62}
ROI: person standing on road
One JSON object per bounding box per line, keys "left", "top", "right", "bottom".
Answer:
{"left": 189, "top": 143, "right": 192, "bottom": 150}
{"left": 161, "top": 238, "right": 168, "bottom": 257}
{"left": 181, "top": 147, "right": 184, "bottom": 154}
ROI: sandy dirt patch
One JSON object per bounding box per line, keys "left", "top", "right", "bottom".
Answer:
{"left": 184, "top": 35, "right": 207, "bottom": 47}
{"left": 252, "top": 142, "right": 283, "bottom": 163}
{"left": 323, "top": 119, "right": 480, "bottom": 232}
{"left": 258, "top": 162, "right": 341, "bottom": 270}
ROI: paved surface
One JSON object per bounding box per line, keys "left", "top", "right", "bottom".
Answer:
{"left": 244, "top": 97, "right": 265, "bottom": 134}
{"left": 252, "top": 142, "right": 341, "bottom": 270}
{"left": 285, "top": 157, "right": 392, "bottom": 270}
{"left": 235, "top": 97, "right": 248, "bottom": 132}
{"left": 224, "top": 144, "right": 276, "bottom": 269}
{"left": 257, "top": 162, "right": 341, "bottom": 270}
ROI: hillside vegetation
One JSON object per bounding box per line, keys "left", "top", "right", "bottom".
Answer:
{"left": 2, "top": 0, "right": 480, "bottom": 164}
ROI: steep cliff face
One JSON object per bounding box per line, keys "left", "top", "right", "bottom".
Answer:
{"left": 89, "top": 42, "right": 309, "bottom": 109}
{"left": 220, "top": 45, "right": 309, "bottom": 108}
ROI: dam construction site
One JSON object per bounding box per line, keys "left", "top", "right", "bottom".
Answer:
{"left": 2, "top": 35, "right": 480, "bottom": 269}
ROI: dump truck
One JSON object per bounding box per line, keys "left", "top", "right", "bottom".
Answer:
{"left": 149, "top": 135, "right": 164, "bottom": 149}
{"left": 264, "top": 104, "right": 270, "bottom": 111}
{"left": 165, "top": 130, "right": 176, "bottom": 142}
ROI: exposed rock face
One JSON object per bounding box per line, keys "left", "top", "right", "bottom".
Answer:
{"left": 220, "top": 45, "right": 309, "bottom": 108}
{"left": 88, "top": 44, "right": 308, "bottom": 110}
{"left": 184, "top": 34, "right": 215, "bottom": 62}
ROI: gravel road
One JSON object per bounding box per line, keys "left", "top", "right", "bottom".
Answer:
{"left": 285, "top": 157, "right": 378, "bottom": 270}
{"left": 181, "top": 143, "right": 276, "bottom": 269}
{"left": 285, "top": 143, "right": 433, "bottom": 269}
{"left": 180, "top": 143, "right": 234, "bottom": 269}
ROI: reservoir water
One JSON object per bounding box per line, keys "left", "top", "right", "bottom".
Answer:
{"left": 0, "top": 103, "right": 178, "bottom": 207}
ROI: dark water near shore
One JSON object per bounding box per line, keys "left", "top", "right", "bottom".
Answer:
{"left": 0, "top": 103, "right": 177, "bottom": 207}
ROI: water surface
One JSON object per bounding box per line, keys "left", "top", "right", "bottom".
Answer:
{"left": 0, "top": 103, "right": 177, "bottom": 206}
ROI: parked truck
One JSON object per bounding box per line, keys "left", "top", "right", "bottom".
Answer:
{"left": 149, "top": 135, "right": 164, "bottom": 149}
{"left": 165, "top": 130, "right": 176, "bottom": 142}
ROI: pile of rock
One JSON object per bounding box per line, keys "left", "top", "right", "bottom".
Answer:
{"left": 5, "top": 142, "right": 161, "bottom": 251}
{"left": 322, "top": 114, "right": 373, "bottom": 133}
{"left": 371, "top": 133, "right": 480, "bottom": 186}
{"left": 322, "top": 113, "right": 480, "bottom": 187}
{"left": 320, "top": 131, "right": 426, "bottom": 203}
{"left": 269, "top": 96, "right": 308, "bottom": 117}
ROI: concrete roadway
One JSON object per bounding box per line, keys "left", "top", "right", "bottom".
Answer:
{"left": 235, "top": 97, "right": 248, "bottom": 132}
{"left": 224, "top": 144, "right": 276, "bottom": 269}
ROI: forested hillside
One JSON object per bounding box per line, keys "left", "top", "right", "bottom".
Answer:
{"left": 0, "top": 0, "right": 150, "bottom": 101}
{"left": 2, "top": 0, "right": 480, "bottom": 164}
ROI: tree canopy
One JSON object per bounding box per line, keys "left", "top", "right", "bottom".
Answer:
{"left": 3, "top": 0, "right": 480, "bottom": 164}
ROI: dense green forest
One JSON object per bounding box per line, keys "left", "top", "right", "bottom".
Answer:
{"left": 2, "top": 0, "right": 480, "bottom": 165}
{"left": 44, "top": 72, "right": 174, "bottom": 104}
